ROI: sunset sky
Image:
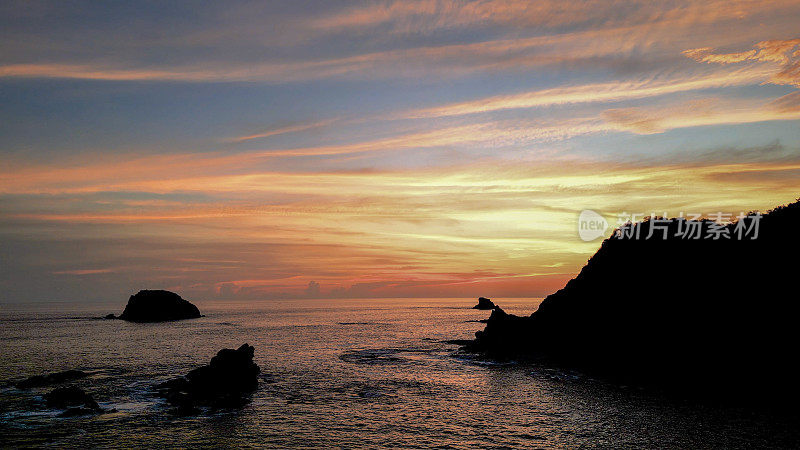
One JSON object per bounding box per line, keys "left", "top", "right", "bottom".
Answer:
{"left": 1, "top": 1, "right": 799, "bottom": 302}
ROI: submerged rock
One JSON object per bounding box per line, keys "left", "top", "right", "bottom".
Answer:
{"left": 472, "top": 297, "right": 496, "bottom": 310}
{"left": 59, "top": 406, "right": 101, "bottom": 417}
{"left": 16, "top": 370, "right": 88, "bottom": 389}
{"left": 44, "top": 386, "right": 101, "bottom": 413}
{"left": 155, "top": 343, "right": 260, "bottom": 413}
{"left": 117, "top": 290, "right": 201, "bottom": 322}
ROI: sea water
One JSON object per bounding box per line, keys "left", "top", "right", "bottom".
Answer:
{"left": 1, "top": 298, "right": 797, "bottom": 448}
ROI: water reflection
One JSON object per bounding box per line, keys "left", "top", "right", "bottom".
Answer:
{"left": 1, "top": 298, "right": 798, "bottom": 447}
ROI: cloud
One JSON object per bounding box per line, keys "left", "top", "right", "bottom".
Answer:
{"left": 683, "top": 39, "right": 800, "bottom": 65}
{"left": 304, "top": 280, "right": 321, "bottom": 297}
{"left": 684, "top": 38, "right": 800, "bottom": 86}
{"left": 230, "top": 120, "right": 335, "bottom": 143}
{"left": 53, "top": 268, "right": 115, "bottom": 275}
{"left": 769, "top": 91, "right": 800, "bottom": 112}
{"left": 602, "top": 108, "right": 666, "bottom": 134}
{"left": 0, "top": 120, "right": 609, "bottom": 195}
{"left": 683, "top": 48, "right": 757, "bottom": 64}
{"left": 5, "top": 151, "right": 800, "bottom": 301}
{"left": 774, "top": 58, "right": 800, "bottom": 87}
{"left": 4, "top": 2, "right": 800, "bottom": 303}
{"left": 601, "top": 97, "right": 800, "bottom": 134}
{"left": 401, "top": 66, "right": 773, "bottom": 119}
{"left": 4, "top": 95, "right": 798, "bottom": 199}
{"left": 0, "top": 29, "right": 652, "bottom": 83}
{"left": 215, "top": 282, "right": 241, "bottom": 298}
{"left": 310, "top": 0, "right": 797, "bottom": 35}
{"left": 3, "top": 4, "right": 798, "bottom": 84}
{"left": 706, "top": 167, "right": 800, "bottom": 183}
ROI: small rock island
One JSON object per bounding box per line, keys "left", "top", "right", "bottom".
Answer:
{"left": 112, "top": 289, "right": 202, "bottom": 322}
{"left": 472, "top": 297, "right": 496, "bottom": 310}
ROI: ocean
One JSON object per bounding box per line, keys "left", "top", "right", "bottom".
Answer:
{"left": 1, "top": 298, "right": 798, "bottom": 448}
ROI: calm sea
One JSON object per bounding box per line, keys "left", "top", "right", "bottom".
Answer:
{"left": 1, "top": 298, "right": 798, "bottom": 448}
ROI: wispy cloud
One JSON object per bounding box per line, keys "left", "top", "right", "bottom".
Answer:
{"left": 309, "top": 0, "right": 798, "bottom": 35}
{"left": 601, "top": 97, "right": 800, "bottom": 134}
{"left": 53, "top": 268, "right": 116, "bottom": 275}
{"left": 3, "top": 6, "right": 798, "bottom": 84}
{"left": 401, "top": 67, "right": 774, "bottom": 119}
{"left": 769, "top": 91, "right": 800, "bottom": 113}
{"left": 230, "top": 120, "right": 335, "bottom": 143}
{"left": 684, "top": 38, "right": 800, "bottom": 87}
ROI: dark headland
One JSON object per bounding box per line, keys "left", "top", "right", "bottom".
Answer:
{"left": 473, "top": 297, "right": 496, "bottom": 310}
{"left": 464, "top": 199, "right": 800, "bottom": 403}
{"left": 109, "top": 289, "right": 202, "bottom": 322}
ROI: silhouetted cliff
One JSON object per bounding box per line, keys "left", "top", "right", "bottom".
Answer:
{"left": 468, "top": 199, "right": 800, "bottom": 400}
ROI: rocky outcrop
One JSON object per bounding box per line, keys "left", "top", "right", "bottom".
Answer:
{"left": 155, "top": 343, "right": 260, "bottom": 414}
{"left": 16, "top": 370, "right": 88, "bottom": 389}
{"left": 465, "top": 199, "right": 800, "bottom": 400}
{"left": 44, "top": 386, "right": 101, "bottom": 416}
{"left": 117, "top": 290, "right": 201, "bottom": 322}
{"left": 472, "top": 297, "right": 496, "bottom": 310}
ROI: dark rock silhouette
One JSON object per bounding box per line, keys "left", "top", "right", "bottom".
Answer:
{"left": 16, "top": 370, "right": 88, "bottom": 389}
{"left": 117, "top": 290, "right": 201, "bottom": 322}
{"left": 103, "top": 313, "right": 116, "bottom": 319}
{"left": 472, "top": 297, "right": 496, "bottom": 310}
{"left": 44, "top": 386, "right": 101, "bottom": 416}
{"left": 465, "top": 199, "right": 800, "bottom": 401}
{"left": 155, "top": 343, "right": 260, "bottom": 413}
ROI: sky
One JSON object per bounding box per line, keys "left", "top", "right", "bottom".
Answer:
{"left": 1, "top": 0, "right": 800, "bottom": 303}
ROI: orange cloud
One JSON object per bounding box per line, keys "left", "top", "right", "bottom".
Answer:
{"left": 5, "top": 8, "right": 799, "bottom": 84}
{"left": 6, "top": 152, "right": 800, "bottom": 300}
{"left": 310, "top": 0, "right": 797, "bottom": 34}
{"left": 684, "top": 38, "right": 800, "bottom": 87}
{"left": 769, "top": 91, "right": 800, "bottom": 113}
